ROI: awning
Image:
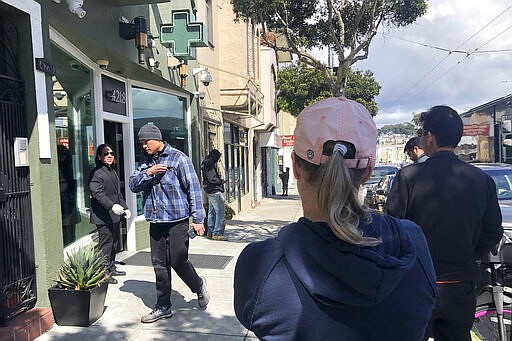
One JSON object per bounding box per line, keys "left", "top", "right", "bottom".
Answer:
{"left": 258, "top": 132, "right": 282, "bottom": 148}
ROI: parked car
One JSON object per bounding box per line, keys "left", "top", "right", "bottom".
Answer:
{"left": 369, "top": 174, "right": 395, "bottom": 211}
{"left": 473, "top": 163, "right": 512, "bottom": 229}
{"left": 364, "top": 165, "right": 399, "bottom": 207}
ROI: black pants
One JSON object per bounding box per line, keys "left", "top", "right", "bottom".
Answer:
{"left": 150, "top": 220, "right": 202, "bottom": 307}
{"left": 97, "top": 222, "right": 119, "bottom": 271}
{"left": 423, "top": 281, "right": 476, "bottom": 341}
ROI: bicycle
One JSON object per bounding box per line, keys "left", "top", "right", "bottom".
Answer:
{"left": 472, "top": 231, "right": 512, "bottom": 341}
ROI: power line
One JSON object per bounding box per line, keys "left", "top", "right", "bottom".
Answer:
{"left": 386, "top": 3, "right": 512, "bottom": 109}
{"left": 382, "top": 33, "right": 512, "bottom": 54}
{"left": 405, "top": 22, "right": 512, "bottom": 103}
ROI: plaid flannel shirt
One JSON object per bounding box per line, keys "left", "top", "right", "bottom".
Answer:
{"left": 129, "top": 143, "right": 205, "bottom": 224}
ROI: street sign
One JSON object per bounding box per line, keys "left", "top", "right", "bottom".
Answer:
{"left": 281, "top": 135, "right": 294, "bottom": 147}
{"left": 463, "top": 123, "right": 490, "bottom": 136}
{"left": 160, "top": 10, "right": 208, "bottom": 60}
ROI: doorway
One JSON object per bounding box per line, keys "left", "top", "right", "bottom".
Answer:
{"left": 0, "top": 14, "right": 36, "bottom": 323}
{"left": 103, "top": 120, "right": 127, "bottom": 252}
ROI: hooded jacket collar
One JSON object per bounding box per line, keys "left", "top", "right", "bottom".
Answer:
{"left": 277, "top": 214, "right": 416, "bottom": 307}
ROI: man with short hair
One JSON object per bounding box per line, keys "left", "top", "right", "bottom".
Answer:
{"left": 385, "top": 106, "right": 503, "bottom": 341}
{"left": 129, "top": 122, "right": 209, "bottom": 323}
{"left": 404, "top": 136, "right": 428, "bottom": 163}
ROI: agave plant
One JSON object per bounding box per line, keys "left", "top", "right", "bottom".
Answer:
{"left": 55, "top": 247, "right": 108, "bottom": 290}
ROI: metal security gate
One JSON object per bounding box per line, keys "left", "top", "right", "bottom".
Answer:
{"left": 0, "top": 18, "right": 36, "bottom": 324}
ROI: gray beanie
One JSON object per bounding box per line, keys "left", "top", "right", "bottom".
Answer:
{"left": 138, "top": 123, "right": 162, "bottom": 141}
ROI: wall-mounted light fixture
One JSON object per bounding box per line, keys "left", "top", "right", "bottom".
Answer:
{"left": 96, "top": 59, "right": 109, "bottom": 70}
{"left": 178, "top": 63, "right": 189, "bottom": 87}
{"left": 148, "top": 57, "right": 160, "bottom": 70}
{"left": 52, "top": 0, "right": 86, "bottom": 18}
{"left": 67, "top": 0, "right": 86, "bottom": 18}
{"left": 194, "top": 91, "right": 206, "bottom": 100}
{"left": 119, "top": 17, "right": 148, "bottom": 64}
{"left": 167, "top": 49, "right": 181, "bottom": 68}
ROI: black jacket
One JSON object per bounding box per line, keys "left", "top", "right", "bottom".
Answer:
{"left": 89, "top": 165, "right": 128, "bottom": 225}
{"left": 201, "top": 150, "right": 224, "bottom": 194}
{"left": 385, "top": 151, "right": 503, "bottom": 281}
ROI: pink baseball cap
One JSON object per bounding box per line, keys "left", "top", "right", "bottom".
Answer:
{"left": 293, "top": 97, "right": 377, "bottom": 168}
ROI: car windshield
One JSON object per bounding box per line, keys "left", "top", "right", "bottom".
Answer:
{"left": 368, "top": 166, "right": 398, "bottom": 184}
{"left": 485, "top": 169, "right": 512, "bottom": 200}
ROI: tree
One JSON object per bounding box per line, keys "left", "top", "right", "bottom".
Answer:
{"left": 378, "top": 122, "right": 415, "bottom": 136}
{"left": 231, "top": 0, "right": 427, "bottom": 96}
{"left": 345, "top": 69, "right": 381, "bottom": 116}
{"left": 277, "top": 63, "right": 381, "bottom": 116}
{"left": 411, "top": 112, "right": 421, "bottom": 128}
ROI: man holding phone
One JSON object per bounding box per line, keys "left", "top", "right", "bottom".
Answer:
{"left": 129, "top": 123, "right": 209, "bottom": 323}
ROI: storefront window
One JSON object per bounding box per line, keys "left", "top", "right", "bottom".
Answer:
{"left": 132, "top": 87, "right": 187, "bottom": 215}
{"left": 51, "top": 43, "right": 95, "bottom": 246}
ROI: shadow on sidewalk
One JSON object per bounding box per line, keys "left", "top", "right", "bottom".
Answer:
{"left": 265, "top": 194, "right": 301, "bottom": 200}
{"left": 119, "top": 280, "right": 190, "bottom": 310}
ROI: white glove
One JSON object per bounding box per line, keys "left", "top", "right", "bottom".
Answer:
{"left": 124, "top": 209, "right": 131, "bottom": 219}
{"left": 112, "top": 204, "right": 124, "bottom": 215}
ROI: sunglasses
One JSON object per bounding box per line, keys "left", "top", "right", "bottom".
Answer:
{"left": 417, "top": 129, "right": 429, "bottom": 137}
{"left": 103, "top": 151, "right": 115, "bottom": 156}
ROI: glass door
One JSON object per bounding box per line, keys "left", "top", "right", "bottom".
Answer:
{"left": 103, "top": 120, "right": 127, "bottom": 251}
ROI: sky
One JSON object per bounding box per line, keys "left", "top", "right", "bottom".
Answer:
{"left": 316, "top": 0, "right": 512, "bottom": 128}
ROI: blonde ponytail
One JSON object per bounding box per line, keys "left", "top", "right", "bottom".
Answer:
{"left": 296, "top": 145, "right": 381, "bottom": 247}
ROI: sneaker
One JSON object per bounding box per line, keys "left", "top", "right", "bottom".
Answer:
{"left": 206, "top": 232, "right": 212, "bottom": 239}
{"left": 197, "top": 277, "right": 210, "bottom": 310}
{"left": 108, "top": 276, "right": 118, "bottom": 284}
{"left": 140, "top": 306, "right": 173, "bottom": 323}
{"left": 212, "top": 235, "right": 227, "bottom": 241}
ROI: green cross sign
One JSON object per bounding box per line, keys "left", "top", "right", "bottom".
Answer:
{"left": 160, "top": 10, "right": 208, "bottom": 60}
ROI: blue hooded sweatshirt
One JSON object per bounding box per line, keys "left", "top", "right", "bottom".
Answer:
{"left": 234, "top": 213, "right": 436, "bottom": 341}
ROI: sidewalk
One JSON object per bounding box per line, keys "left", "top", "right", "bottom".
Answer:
{"left": 36, "top": 185, "right": 302, "bottom": 340}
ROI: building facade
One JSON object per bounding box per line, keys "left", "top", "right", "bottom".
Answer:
{"left": 459, "top": 93, "right": 512, "bottom": 163}
{"left": 376, "top": 134, "right": 409, "bottom": 166}
{"left": 0, "top": 0, "right": 283, "bottom": 322}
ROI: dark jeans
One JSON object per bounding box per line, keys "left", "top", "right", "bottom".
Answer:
{"left": 423, "top": 281, "right": 476, "bottom": 341}
{"left": 97, "top": 222, "right": 119, "bottom": 271}
{"left": 150, "top": 220, "right": 202, "bottom": 307}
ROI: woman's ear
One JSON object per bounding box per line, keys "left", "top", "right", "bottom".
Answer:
{"left": 292, "top": 153, "right": 300, "bottom": 179}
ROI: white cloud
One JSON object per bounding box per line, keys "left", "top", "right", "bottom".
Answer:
{"left": 355, "top": 0, "right": 512, "bottom": 126}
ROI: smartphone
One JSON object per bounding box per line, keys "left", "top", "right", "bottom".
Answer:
{"left": 187, "top": 228, "right": 197, "bottom": 239}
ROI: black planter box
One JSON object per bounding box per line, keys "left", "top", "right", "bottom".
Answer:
{"left": 48, "top": 281, "right": 108, "bottom": 327}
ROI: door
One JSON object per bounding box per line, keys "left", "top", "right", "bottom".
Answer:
{"left": 103, "top": 121, "right": 127, "bottom": 252}
{"left": 0, "top": 16, "right": 36, "bottom": 323}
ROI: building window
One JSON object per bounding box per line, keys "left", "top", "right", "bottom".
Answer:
{"left": 52, "top": 43, "right": 95, "bottom": 247}
{"left": 224, "top": 123, "right": 249, "bottom": 202}
{"left": 205, "top": 0, "right": 214, "bottom": 46}
{"left": 132, "top": 87, "right": 187, "bottom": 215}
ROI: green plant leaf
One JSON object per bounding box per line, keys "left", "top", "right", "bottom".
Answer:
{"left": 52, "top": 246, "right": 109, "bottom": 290}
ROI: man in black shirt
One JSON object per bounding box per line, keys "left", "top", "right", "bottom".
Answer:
{"left": 201, "top": 149, "right": 226, "bottom": 241}
{"left": 385, "top": 105, "right": 503, "bottom": 341}
{"left": 279, "top": 167, "right": 290, "bottom": 196}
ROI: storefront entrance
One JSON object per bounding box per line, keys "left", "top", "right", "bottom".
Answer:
{"left": 103, "top": 120, "right": 127, "bottom": 252}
